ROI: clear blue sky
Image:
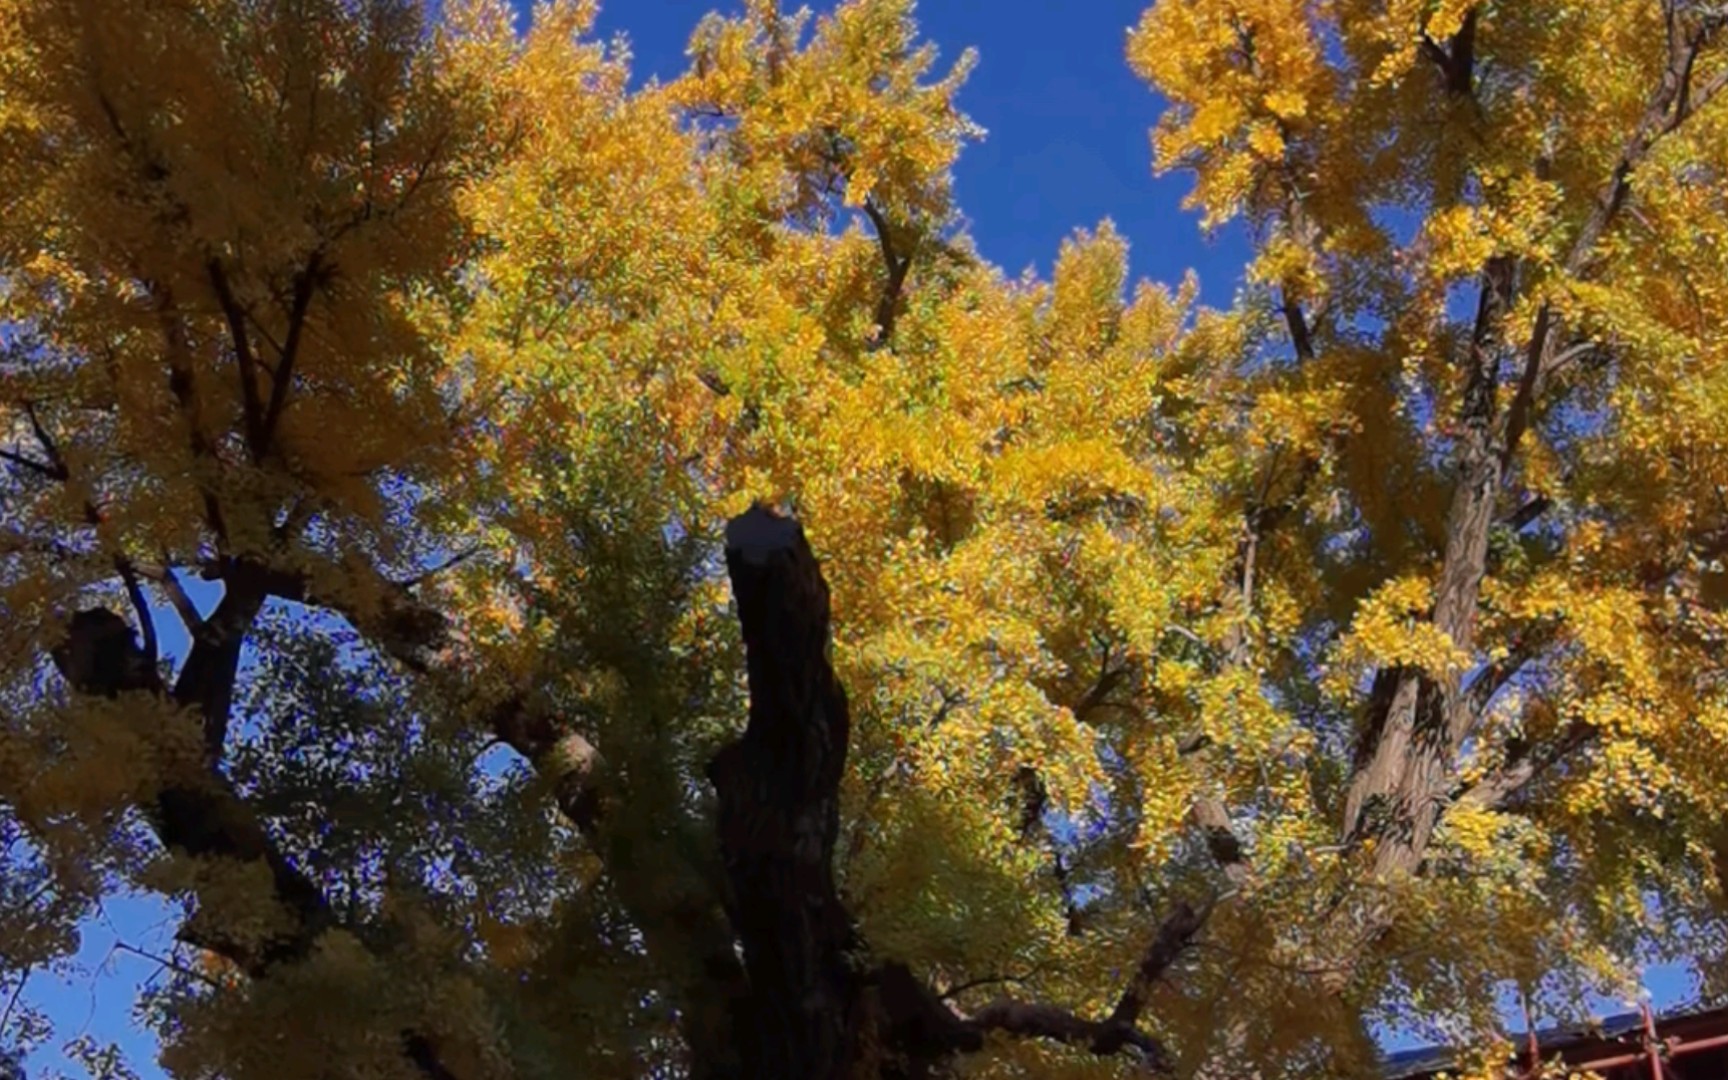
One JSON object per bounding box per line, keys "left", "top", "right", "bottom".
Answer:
{"left": 8, "top": 1, "right": 1697, "bottom": 1076}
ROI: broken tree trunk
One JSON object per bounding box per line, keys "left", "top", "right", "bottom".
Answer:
{"left": 705, "top": 505, "right": 1190, "bottom": 1077}
{"left": 708, "top": 504, "right": 863, "bottom": 1078}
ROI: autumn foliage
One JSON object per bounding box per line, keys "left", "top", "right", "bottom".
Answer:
{"left": 5, "top": 0, "right": 1728, "bottom": 1077}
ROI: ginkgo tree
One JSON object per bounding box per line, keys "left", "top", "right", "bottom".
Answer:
{"left": 5, "top": 0, "right": 1728, "bottom": 1077}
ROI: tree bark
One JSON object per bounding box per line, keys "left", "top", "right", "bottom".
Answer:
{"left": 706, "top": 505, "right": 1191, "bottom": 1077}
{"left": 708, "top": 505, "right": 861, "bottom": 1078}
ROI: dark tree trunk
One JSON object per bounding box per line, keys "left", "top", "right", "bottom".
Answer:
{"left": 704, "top": 505, "right": 1190, "bottom": 1078}
{"left": 708, "top": 505, "right": 863, "bottom": 1078}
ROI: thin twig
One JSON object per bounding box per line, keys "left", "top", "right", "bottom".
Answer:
{"left": 0, "top": 965, "right": 28, "bottom": 1032}
{"left": 112, "top": 942, "right": 222, "bottom": 990}
{"left": 395, "top": 543, "right": 482, "bottom": 589}
{"left": 0, "top": 448, "right": 60, "bottom": 479}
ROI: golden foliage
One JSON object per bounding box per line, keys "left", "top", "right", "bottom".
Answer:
{"left": 5, "top": 0, "right": 1728, "bottom": 1077}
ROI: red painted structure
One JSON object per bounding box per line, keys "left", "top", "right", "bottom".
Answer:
{"left": 1388, "top": 1003, "right": 1728, "bottom": 1079}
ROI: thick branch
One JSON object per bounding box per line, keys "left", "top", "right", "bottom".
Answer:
{"left": 1281, "top": 294, "right": 1316, "bottom": 362}
{"left": 1327, "top": 29, "right": 1728, "bottom": 987}
{"left": 136, "top": 559, "right": 207, "bottom": 633}
{"left": 1342, "top": 255, "right": 1514, "bottom": 855}
{"left": 116, "top": 557, "right": 158, "bottom": 667}
{"left": 1503, "top": 494, "right": 1551, "bottom": 534}
{"left": 172, "top": 563, "right": 268, "bottom": 759}
{"left": 1454, "top": 722, "right": 1595, "bottom": 812}
{"left": 712, "top": 506, "right": 1179, "bottom": 1076}
{"left": 1418, "top": 7, "right": 1478, "bottom": 97}
{"left": 1103, "top": 900, "right": 1207, "bottom": 1036}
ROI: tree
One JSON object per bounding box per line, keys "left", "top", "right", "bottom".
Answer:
{"left": 4, "top": 0, "right": 1728, "bottom": 1077}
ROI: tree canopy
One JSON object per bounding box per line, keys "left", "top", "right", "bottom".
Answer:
{"left": 4, "top": 0, "right": 1728, "bottom": 1077}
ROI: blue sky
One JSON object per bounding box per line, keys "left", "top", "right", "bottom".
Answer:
{"left": 5, "top": 1, "right": 1700, "bottom": 1076}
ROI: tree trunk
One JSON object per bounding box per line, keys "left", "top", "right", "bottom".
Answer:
{"left": 708, "top": 505, "right": 863, "bottom": 1078}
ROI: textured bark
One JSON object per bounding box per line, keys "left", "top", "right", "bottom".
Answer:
{"left": 1332, "top": 8, "right": 1728, "bottom": 976}
{"left": 1340, "top": 254, "right": 1513, "bottom": 877}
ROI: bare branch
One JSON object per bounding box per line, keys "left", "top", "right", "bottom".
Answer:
{"left": 261, "top": 254, "right": 324, "bottom": 457}
{"left": 115, "top": 557, "right": 158, "bottom": 667}
{"left": 1177, "top": 731, "right": 1215, "bottom": 756}
{"left": 112, "top": 942, "right": 222, "bottom": 990}
{"left": 1503, "top": 494, "right": 1552, "bottom": 533}
{"left": 394, "top": 543, "right": 482, "bottom": 589}
{"left": 1281, "top": 293, "right": 1316, "bottom": 362}
{"left": 139, "top": 558, "right": 205, "bottom": 633}
{"left": 1104, "top": 899, "right": 1209, "bottom": 1034}
{"left": 205, "top": 260, "right": 267, "bottom": 463}
{"left": 20, "top": 400, "right": 71, "bottom": 479}
{"left": 862, "top": 198, "right": 912, "bottom": 349}
{"left": 0, "top": 448, "right": 61, "bottom": 480}
{"left": 1541, "top": 340, "right": 1604, "bottom": 380}
{"left": 0, "top": 966, "right": 27, "bottom": 1032}
{"left": 1454, "top": 722, "right": 1595, "bottom": 812}
{"left": 938, "top": 971, "right": 1035, "bottom": 1002}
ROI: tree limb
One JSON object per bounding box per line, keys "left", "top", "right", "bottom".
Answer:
{"left": 115, "top": 557, "right": 158, "bottom": 668}
{"left": 261, "top": 253, "right": 324, "bottom": 458}
{"left": 713, "top": 505, "right": 1181, "bottom": 1075}
{"left": 1418, "top": 7, "right": 1478, "bottom": 97}
{"left": 0, "top": 448, "right": 61, "bottom": 480}
{"left": 172, "top": 564, "right": 268, "bottom": 759}
{"left": 1102, "top": 899, "right": 1208, "bottom": 1036}
{"left": 862, "top": 198, "right": 912, "bottom": 350}
{"left": 137, "top": 558, "right": 206, "bottom": 633}
{"left": 707, "top": 504, "right": 858, "bottom": 1077}
{"left": 205, "top": 260, "right": 267, "bottom": 464}
{"left": 1453, "top": 722, "right": 1595, "bottom": 812}
{"left": 1281, "top": 293, "right": 1316, "bottom": 362}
